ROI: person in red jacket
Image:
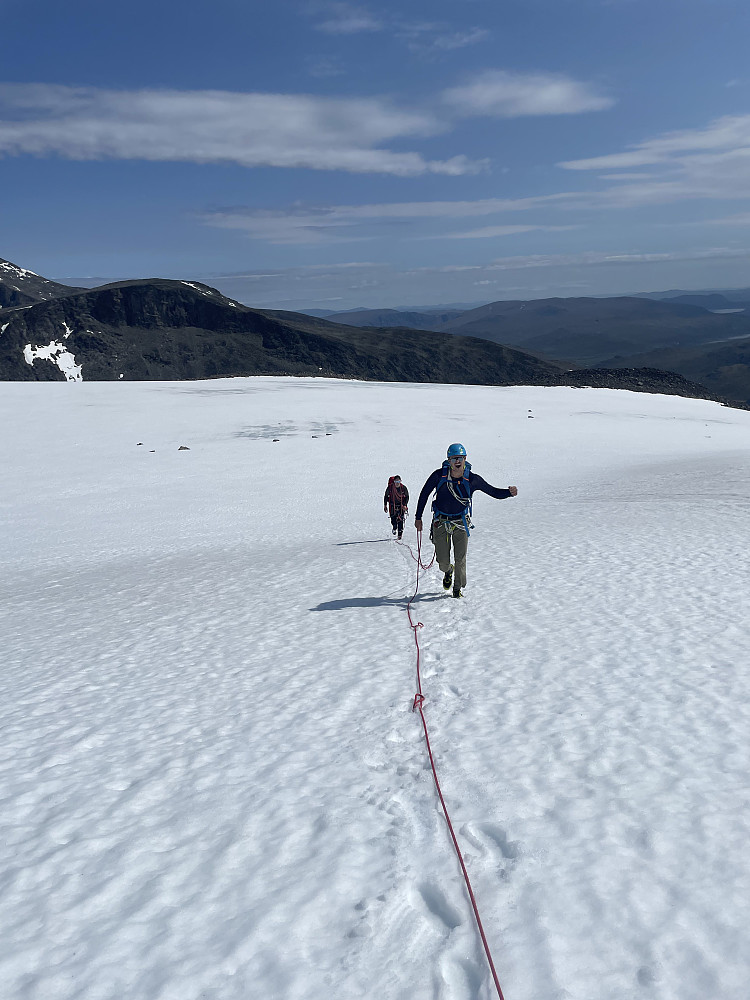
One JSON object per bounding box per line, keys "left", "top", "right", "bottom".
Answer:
{"left": 384, "top": 475, "right": 409, "bottom": 540}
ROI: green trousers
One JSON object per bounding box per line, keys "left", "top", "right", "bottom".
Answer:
{"left": 432, "top": 519, "right": 469, "bottom": 588}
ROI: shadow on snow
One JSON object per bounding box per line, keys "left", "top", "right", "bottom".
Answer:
{"left": 335, "top": 539, "right": 393, "bottom": 546}
{"left": 310, "top": 592, "right": 444, "bottom": 612}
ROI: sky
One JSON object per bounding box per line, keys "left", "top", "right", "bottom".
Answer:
{"left": 2, "top": 0, "right": 750, "bottom": 309}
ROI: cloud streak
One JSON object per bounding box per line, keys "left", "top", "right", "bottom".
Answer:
{"left": 203, "top": 246, "right": 750, "bottom": 310}
{"left": 202, "top": 194, "right": 579, "bottom": 244}
{"left": 443, "top": 70, "right": 613, "bottom": 117}
{"left": 558, "top": 114, "right": 750, "bottom": 207}
{"left": 312, "top": 3, "right": 382, "bottom": 34}
{"left": 0, "top": 84, "right": 464, "bottom": 176}
{"left": 311, "top": 5, "right": 490, "bottom": 53}
{"left": 0, "top": 74, "right": 613, "bottom": 176}
{"left": 441, "top": 224, "right": 579, "bottom": 240}
{"left": 198, "top": 106, "right": 750, "bottom": 246}
{"left": 395, "top": 22, "right": 490, "bottom": 54}
{"left": 561, "top": 114, "right": 750, "bottom": 170}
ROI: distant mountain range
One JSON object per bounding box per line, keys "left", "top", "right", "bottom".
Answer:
{"left": 0, "top": 257, "right": 746, "bottom": 408}
{"left": 315, "top": 293, "right": 750, "bottom": 405}
{"left": 634, "top": 287, "right": 750, "bottom": 305}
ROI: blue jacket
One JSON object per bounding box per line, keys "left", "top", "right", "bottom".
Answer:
{"left": 415, "top": 468, "right": 512, "bottom": 521}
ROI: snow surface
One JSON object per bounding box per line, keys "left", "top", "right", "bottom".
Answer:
{"left": 1, "top": 377, "right": 750, "bottom": 1000}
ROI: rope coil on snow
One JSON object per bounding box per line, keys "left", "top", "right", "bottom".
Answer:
{"left": 398, "top": 529, "right": 507, "bottom": 1000}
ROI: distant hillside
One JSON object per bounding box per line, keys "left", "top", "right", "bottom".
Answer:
{"left": 437, "top": 296, "right": 750, "bottom": 359}
{"left": 659, "top": 293, "right": 748, "bottom": 312}
{"left": 326, "top": 296, "right": 750, "bottom": 369}
{"left": 0, "top": 258, "right": 83, "bottom": 308}
{"left": 321, "top": 307, "right": 464, "bottom": 329}
{"left": 636, "top": 287, "right": 750, "bottom": 305}
{"left": 597, "top": 336, "right": 750, "bottom": 405}
{"left": 346, "top": 293, "right": 750, "bottom": 403}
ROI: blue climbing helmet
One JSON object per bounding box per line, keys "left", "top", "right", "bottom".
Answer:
{"left": 446, "top": 442, "right": 467, "bottom": 458}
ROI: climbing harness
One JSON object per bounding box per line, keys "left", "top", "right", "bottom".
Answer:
{"left": 432, "top": 459, "right": 474, "bottom": 535}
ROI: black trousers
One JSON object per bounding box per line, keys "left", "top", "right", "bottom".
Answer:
{"left": 390, "top": 511, "right": 405, "bottom": 535}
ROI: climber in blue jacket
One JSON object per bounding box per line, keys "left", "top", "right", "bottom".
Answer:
{"left": 414, "top": 443, "right": 517, "bottom": 598}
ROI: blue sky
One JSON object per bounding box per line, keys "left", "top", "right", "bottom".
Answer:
{"left": 2, "top": 0, "right": 750, "bottom": 309}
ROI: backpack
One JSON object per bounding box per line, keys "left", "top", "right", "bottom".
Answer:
{"left": 432, "top": 460, "right": 473, "bottom": 534}
{"left": 386, "top": 476, "right": 406, "bottom": 512}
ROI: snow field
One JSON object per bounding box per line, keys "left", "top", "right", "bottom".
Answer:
{"left": 1, "top": 377, "right": 749, "bottom": 1000}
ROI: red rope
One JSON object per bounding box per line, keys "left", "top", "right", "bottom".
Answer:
{"left": 401, "top": 529, "right": 506, "bottom": 1000}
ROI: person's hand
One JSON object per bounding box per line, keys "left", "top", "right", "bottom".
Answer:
{"left": 415, "top": 518, "right": 423, "bottom": 531}
{"left": 508, "top": 486, "right": 518, "bottom": 497}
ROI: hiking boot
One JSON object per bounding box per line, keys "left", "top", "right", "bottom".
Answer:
{"left": 442, "top": 565, "right": 454, "bottom": 590}
{"left": 392, "top": 527, "right": 397, "bottom": 535}
{"left": 397, "top": 531, "right": 403, "bottom": 540}
{"left": 452, "top": 586, "right": 463, "bottom": 599}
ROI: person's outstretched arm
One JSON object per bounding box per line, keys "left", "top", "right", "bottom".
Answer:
{"left": 469, "top": 473, "right": 518, "bottom": 499}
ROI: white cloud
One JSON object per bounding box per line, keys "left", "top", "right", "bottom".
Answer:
{"left": 196, "top": 106, "right": 750, "bottom": 245}
{"left": 431, "top": 28, "right": 490, "bottom": 51}
{"left": 426, "top": 224, "right": 579, "bottom": 240}
{"left": 0, "top": 74, "right": 616, "bottom": 177}
{"left": 325, "top": 194, "right": 572, "bottom": 219}
{"left": 560, "top": 114, "right": 750, "bottom": 170}
{"left": 596, "top": 172, "right": 657, "bottom": 181}
{"left": 396, "top": 22, "right": 490, "bottom": 54}
{"left": 479, "top": 247, "right": 750, "bottom": 271}
{"left": 442, "top": 70, "right": 613, "bottom": 117}
{"left": 556, "top": 116, "right": 750, "bottom": 209}
{"left": 311, "top": 8, "right": 489, "bottom": 52}
{"left": 0, "top": 83, "right": 480, "bottom": 176}
{"left": 703, "top": 212, "right": 750, "bottom": 226}
{"left": 312, "top": 3, "right": 382, "bottom": 34}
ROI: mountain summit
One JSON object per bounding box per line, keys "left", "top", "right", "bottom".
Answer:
{"left": 0, "top": 258, "right": 84, "bottom": 309}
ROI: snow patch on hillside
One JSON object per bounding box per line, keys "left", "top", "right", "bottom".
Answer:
{"left": 181, "top": 281, "right": 218, "bottom": 297}
{"left": 23, "top": 339, "right": 83, "bottom": 380}
{"left": 0, "top": 260, "right": 38, "bottom": 279}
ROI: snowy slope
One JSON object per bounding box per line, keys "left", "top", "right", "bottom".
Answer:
{"left": 1, "top": 378, "right": 749, "bottom": 1000}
